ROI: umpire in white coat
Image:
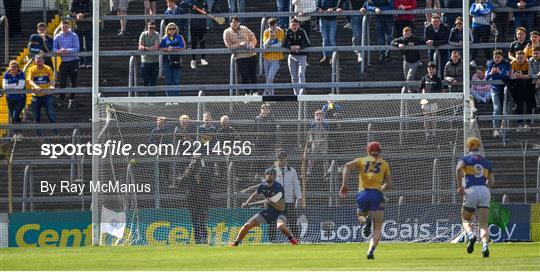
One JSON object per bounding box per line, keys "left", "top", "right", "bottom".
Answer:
{"left": 273, "top": 148, "right": 302, "bottom": 238}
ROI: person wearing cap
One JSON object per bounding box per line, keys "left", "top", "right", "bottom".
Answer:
{"left": 28, "top": 22, "right": 54, "bottom": 68}
{"left": 273, "top": 149, "right": 302, "bottom": 238}
{"left": 455, "top": 136, "right": 494, "bottom": 258}
{"left": 340, "top": 141, "right": 392, "bottom": 260}
{"left": 230, "top": 167, "right": 299, "bottom": 246}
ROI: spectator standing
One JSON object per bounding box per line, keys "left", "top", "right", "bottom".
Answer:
{"left": 182, "top": 0, "right": 210, "bottom": 69}
{"left": 444, "top": 50, "right": 464, "bottom": 92}
{"left": 165, "top": 0, "right": 188, "bottom": 38}
{"left": 509, "top": 27, "right": 529, "bottom": 61}
{"left": 262, "top": 18, "right": 285, "bottom": 96}
{"left": 223, "top": 17, "right": 258, "bottom": 95}
{"left": 2, "top": 61, "right": 26, "bottom": 133}
{"left": 337, "top": 0, "right": 364, "bottom": 62}
{"left": 306, "top": 110, "right": 330, "bottom": 196}
{"left": 228, "top": 0, "right": 246, "bottom": 23}
{"left": 470, "top": 0, "right": 495, "bottom": 68}
{"left": 524, "top": 31, "right": 540, "bottom": 58}
{"left": 419, "top": 62, "right": 443, "bottom": 137}
{"left": 361, "top": 0, "right": 394, "bottom": 62}
{"left": 198, "top": 112, "right": 217, "bottom": 145}
{"left": 293, "top": 0, "right": 317, "bottom": 38}
{"left": 393, "top": 0, "right": 416, "bottom": 38}
{"left": 160, "top": 23, "right": 186, "bottom": 96}
{"left": 277, "top": 0, "right": 291, "bottom": 29}
{"left": 274, "top": 149, "right": 302, "bottom": 237}
{"left": 391, "top": 26, "right": 423, "bottom": 93}
{"left": 528, "top": 47, "right": 540, "bottom": 110}
{"left": 2, "top": 0, "right": 21, "bottom": 37}
{"left": 509, "top": 50, "right": 535, "bottom": 131}
{"left": 254, "top": 103, "right": 278, "bottom": 171}
{"left": 491, "top": 0, "right": 509, "bottom": 43}
{"left": 486, "top": 49, "right": 511, "bottom": 137}
{"left": 110, "top": 0, "right": 128, "bottom": 36}
{"left": 425, "top": 0, "right": 440, "bottom": 24}
{"left": 27, "top": 55, "right": 56, "bottom": 136}
{"left": 509, "top": 0, "right": 537, "bottom": 32}
{"left": 448, "top": 17, "right": 473, "bottom": 57}
{"left": 144, "top": 0, "right": 157, "bottom": 20}
{"left": 284, "top": 18, "right": 311, "bottom": 96}
{"left": 217, "top": 115, "right": 239, "bottom": 142}
{"left": 53, "top": 20, "right": 80, "bottom": 109}
{"left": 71, "top": 0, "right": 92, "bottom": 68}
{"left": 179, "top": 155, "right": 213, "bottom": 244}
{"left": 424, "top": 15, "right": 450, "bottom": 76}
{"left": 317, "top": 0, "right": 343, "bottom": 63}
{"left": 28, "top": 22, "right": 54, "bottom": 68}
{"left": 139, "top": 21, "right": 161, "bottom": 96}
{"left": 471, "top": 66, "right": 492, "bottom": 103}
{"left": 443, "top": 0, "right": 462, "bottom": 28}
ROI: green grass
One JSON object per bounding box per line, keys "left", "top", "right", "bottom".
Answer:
{"left": 1, "top": 243, "right": 539, "bottom": 270}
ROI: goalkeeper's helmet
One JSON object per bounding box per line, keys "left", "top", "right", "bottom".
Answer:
{"left": 465, "top": 137, "right": 481, "bottom": 151}
{"left": 264, "top": 167, "right": 277, "bottom": 177}
{"left": 367, "top": 141, "right": 381, "bottom": 155}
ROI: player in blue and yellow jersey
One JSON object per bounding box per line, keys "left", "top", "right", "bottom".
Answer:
{"left": 456, "top": 136, "right": 495, "bottom": 258}
{"left": 230, "top": 168, "right": 299, "bottom": 246}
{"left": 340, "top": 141, "right": 392, "bottom": 260}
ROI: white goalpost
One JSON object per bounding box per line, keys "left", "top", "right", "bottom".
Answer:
{"left": 92, "top": 93, "right": 483, "bottom": 245}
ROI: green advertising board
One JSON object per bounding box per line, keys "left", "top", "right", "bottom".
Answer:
{"left": 9, "top": 211, "right": 91, "bottom": 247}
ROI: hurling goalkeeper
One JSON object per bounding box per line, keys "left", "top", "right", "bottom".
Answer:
{"left": 229, "top": 168, "right": 299, "bottom": 246}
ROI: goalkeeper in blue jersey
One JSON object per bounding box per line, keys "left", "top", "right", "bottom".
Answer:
{"left": 340, "top": 141, "right": 392, "bottom": 260}
{"left": 456, "top": 137, "right": 495, "bottom": 258}
{"left": 229, "top": 168, "right": 299, "bottom": 246}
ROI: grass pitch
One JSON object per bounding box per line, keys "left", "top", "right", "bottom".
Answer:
{"left": 1, "top": 243, "right": 539, "bottom": 270}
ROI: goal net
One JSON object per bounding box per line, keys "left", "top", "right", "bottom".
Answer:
{"left": 94, "top": 93, "right": 477, "bottom": 245}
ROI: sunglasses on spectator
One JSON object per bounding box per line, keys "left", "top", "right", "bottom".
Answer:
{"left": 148, "top": 26, "right": 156, "bottom": 29}
{"left": 168, "top": 28, "right": 176, "bottom": 31}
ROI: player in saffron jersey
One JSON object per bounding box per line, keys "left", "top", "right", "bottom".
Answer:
{"left": 456, "top": 136, "right": 495, "bottom": 258}
{"left": 229, "top": 168, "right": 299, "bottom": 246}
{"left": 340, "top": 141, "right": 392, "bottom": 259}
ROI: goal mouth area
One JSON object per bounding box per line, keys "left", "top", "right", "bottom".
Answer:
{"left": 94, "top": 92, "right": 474, "bottom": 246}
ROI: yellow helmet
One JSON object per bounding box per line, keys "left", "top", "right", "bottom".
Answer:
{"left": 465, "top": 137, "right": 481, "bottom": 151}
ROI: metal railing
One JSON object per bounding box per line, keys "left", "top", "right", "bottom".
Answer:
{"left": 431, "top": 158, "right": 439, "bottom": 204}
{"left": 1, "top": 15, "right": 8, "bottom": 64}
{"left": 258, "top": 17, "right": 267, "bottom": 76}
{"left": 128, "top": 55, "right": 138, "bottom": 97}
{"left": 159, "top": 19, "right": 165, "bottom": 78}
{"left": 331, "top": 51, "right": 340, "bottom": 94}
{"left": 22, "top": 165, "right": 34, "bottom": 212}
{"left": 229, "top": 54, "right": 237, "bottom": 96}
{"left": 19, "top": 128, "right": 87, "bottom": 212}
{"left": 99, "top": 6, "right": 540, "bottom": 21}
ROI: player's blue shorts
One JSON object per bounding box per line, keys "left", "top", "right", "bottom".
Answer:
{"left": 356, "top": 189, "right": 385, "bottom": 213}
{"left": 258, "top": 207, "right": 286, "bottom": 223}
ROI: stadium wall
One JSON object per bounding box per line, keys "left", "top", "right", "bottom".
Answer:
{"left": 6, "top": 204, "right": 532, "bottom": 247}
